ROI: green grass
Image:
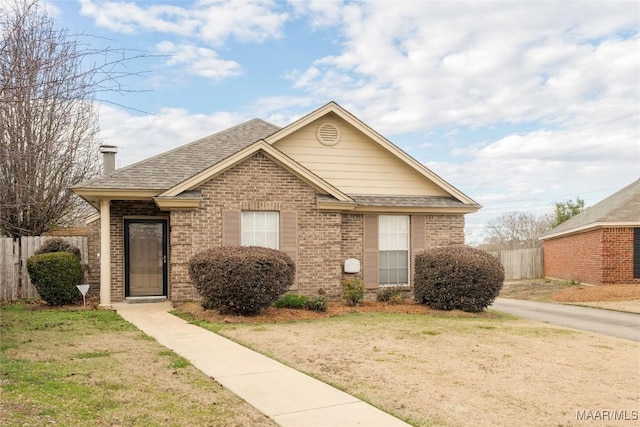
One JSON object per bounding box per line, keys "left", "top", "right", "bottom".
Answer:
{"left": 0, "top": 301, "right": 275, "bottom": 427}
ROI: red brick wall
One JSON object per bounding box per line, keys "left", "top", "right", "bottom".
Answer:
{"left": 89, "top": 153, "right": 469, "bottom": 302}
{"left": 425, "top": 214, "right": 465, "bottom": 249}
{"left": 602, "top": 227, "right": 640, "bottom": 284}
{"left": 544, "top": 229, "right": 603, "bottom": 284}
{"left": 169, "top": 152, "right": 343, "bottom": 302}
{"left": 340, "top": 213, "right": 466, "bottom": 299}
{"left": 543, "top": 227, "right": 640, "bottom": 285}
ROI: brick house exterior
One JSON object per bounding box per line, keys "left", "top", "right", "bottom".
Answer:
{"left": 541, "top": 180, "right": 640, "bottom": 285}
{"left": 74, "top": 102, "right": 480, "bottom": 306}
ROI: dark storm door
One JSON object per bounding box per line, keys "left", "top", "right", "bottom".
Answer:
{"left": 125, "top": 219, "right": 168, "bottom": 297}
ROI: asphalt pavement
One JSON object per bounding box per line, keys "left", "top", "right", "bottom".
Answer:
{"left": 490, "top": 298, "right": 640, "bottom": 342}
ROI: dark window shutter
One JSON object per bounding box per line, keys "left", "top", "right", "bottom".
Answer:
{"left": 411, "top": 215, "right": 426, "bottom": 287}
{"left": 634, "top": 228, "right": 640, "bottom": 279}
{"left": 363, "top": 215, "right": 379, "bottom": 289}
{"left": 280, "top": 211, "right": 298, "bottom": 289}
{"left": 222, "top": 210, "right": 240, "bottom": 246}
{"left": 411, "top": 215, "right": 426, "bottom": 254}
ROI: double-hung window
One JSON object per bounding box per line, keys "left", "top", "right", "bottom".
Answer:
{"left": 379, "top": 215, "right": 409, "bottom": 286}
{"left": 241, "top": 211, "right": 279, "bottom": 249}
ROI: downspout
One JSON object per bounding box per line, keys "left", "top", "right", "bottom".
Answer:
{"left": 98, "top": 145, "right": 117, "bottom": 308}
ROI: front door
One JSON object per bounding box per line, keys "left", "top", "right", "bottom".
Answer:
{"left": 125, "top": 219, "right": 168, "bottom": 297}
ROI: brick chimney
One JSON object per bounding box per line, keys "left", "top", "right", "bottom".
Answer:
{"left": 99, "top": 145, "right": 117, "bottom": 175}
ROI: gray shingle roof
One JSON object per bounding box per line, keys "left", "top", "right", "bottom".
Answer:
{"left": 74, "top": 119, "right": 281, "bottom": 190}
{"left": 542, "top": 179, "right": 640, "bottom": 238}
{"left": 317, "top": 194, "right": 475, "bottom": 209}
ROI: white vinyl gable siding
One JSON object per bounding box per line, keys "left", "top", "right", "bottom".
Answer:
{"left": 273, "top": 116, "right": 450, "bottom": 197}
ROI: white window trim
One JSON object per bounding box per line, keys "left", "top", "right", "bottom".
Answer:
{"left": 379, "top": 215, "right": 410, "bottom": 287}
{"left": 241, "top": 211, "right": 279, "bottom": 250}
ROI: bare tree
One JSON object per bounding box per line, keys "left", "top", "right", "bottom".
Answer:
{"left": 0, "top": 0, "right": 147, "bottom": 237}
{"left": 485, "top": 211, "right": 553, "bottom": 250}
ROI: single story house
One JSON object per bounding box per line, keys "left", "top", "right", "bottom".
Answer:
{"left": 541, "top": 179, "right": 640, "bottom": 285}
{"left": 72, "top": 102, "right": 480, "bottom": 306}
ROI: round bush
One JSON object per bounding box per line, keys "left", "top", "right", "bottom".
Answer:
{"left": 35, "top": 238, "right": 81, "bottom": 260}
{"left": 188, "top": 246, "right": 295, "bottom": 315}
{"left": 414, "top": 246, "right": 505, "bottom": 312}
{"left": 26, "top": 252, "right": 84, "bottom": 305}
{"left": 341, "top": 277, "right": 365, "bottom": 306}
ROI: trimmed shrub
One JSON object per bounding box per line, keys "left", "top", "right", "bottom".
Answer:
{"left": 376, "top": 286, "right": 406, "bottom": 304}
{"left": 341, "top": 277, "right": 365, "bottom": 306}
{"left": 275, "top": 294, "right": 308, "bottom": 309}
{"left": 414, "top": 246, "right": 505, "bottom": 312}
{"left": 304, "top": 295, "right": 328, "bottom": 312}
{"left": 35, "top": 238, "right": 81, "bottom": 260}
{"left": 26, "top": 252, "right": 83, "bottom": 305}
{"left": 188, "top": 246, "right": 295, "bottom": 316}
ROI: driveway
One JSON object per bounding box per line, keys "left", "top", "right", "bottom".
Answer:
{"left": 490, "top": 298, "right": 640, "bottom": 342}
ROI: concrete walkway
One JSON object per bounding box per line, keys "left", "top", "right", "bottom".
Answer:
{"left": 491, "top": 298, "right": 640, "bottom": 342}
{"left": 114, "top": 302, "right": 410, "bottom": 427}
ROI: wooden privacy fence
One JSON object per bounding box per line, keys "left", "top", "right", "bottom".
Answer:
{"left": 0, "top": 236, "right": 88, "bottom": 301}
{"left": 489, "top": 248, "right": 544, "bottom": 280}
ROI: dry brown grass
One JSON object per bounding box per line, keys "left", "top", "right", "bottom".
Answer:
{"left": 500, "top": 280, "right": 640, "bottom": 313}
{"left": 203, "top": 310, "right": 640, "bottom": 427}
{"left": 552, "top": 283, "right": 640, "bottom": 302}
{"left": 177, "top": 299, "right": 497, "bottom": 325}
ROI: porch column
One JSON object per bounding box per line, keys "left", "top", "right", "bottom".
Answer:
{"left": 99, "top": 198, "right": 111, "bottom": 308}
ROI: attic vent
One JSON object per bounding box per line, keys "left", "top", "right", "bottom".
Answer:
{"left": 316, "top": 123, "right": 341, "bottom": 146}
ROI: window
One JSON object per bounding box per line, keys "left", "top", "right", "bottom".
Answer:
{"left": 379, "top": 215, "right": 409, "bottom": 286}
{"left": 241, "top": 211, "right": 279, "bottom": 249}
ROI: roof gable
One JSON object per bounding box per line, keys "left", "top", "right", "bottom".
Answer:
{"left": 265, "top": 102, "right": 478, "bottom": 205}
{"left": 160, "top": 141, "right": 353, "bottom": 203}
{"left": 542, "top": 179, "right": 640, "bottom": 239}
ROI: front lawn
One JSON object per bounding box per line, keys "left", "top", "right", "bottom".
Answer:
{"left": 176, "top": 306, "right": 640, "bottom": 427}
{"left": 0, "top": 302, "right": 275, "bottom": 427}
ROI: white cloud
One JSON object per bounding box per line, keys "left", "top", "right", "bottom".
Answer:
{"left": 78, "top": 0, "right": 288, "bottom": 44}
{"left": 78, "top": 0, "right": 197, "bottom": 35}
{"left": 196, "top": 0, "right": 288, "bottom": 45}
{"left": 97, "top": 105, "right": 247, "bottom": 168}
{"left": 286, "top": 1, "right": 639, "bottom": 244}
{"left": 288, "top": 0, "right": 344, "bottom": 29}
{"left": 78, "top": 0, "right": 288, "bottom": 83}
{"left": 292, "top": 1, "right": 639, "bottom": 131}
{"left": 156, "top": 41, "right": 242, "bottom": 80}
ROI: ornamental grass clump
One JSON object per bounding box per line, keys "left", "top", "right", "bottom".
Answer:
{"left": 26, "top": 252, "right": 83, "bottom": 305}
{"left": 414, "top": 245, "right": 505, "bottom": 313}
{"left": 188, "top": 246, "right": 295, "bottom": 316}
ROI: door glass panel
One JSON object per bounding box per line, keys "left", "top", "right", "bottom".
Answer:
{"left": 128, "top": 222, "right": 164, "bottom": 296}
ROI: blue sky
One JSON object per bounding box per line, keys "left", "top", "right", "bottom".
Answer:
{"left": 48, "top": 0, "right": 639, "bottom": 245}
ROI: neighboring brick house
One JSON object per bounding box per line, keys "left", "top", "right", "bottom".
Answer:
{"left": 541, "top": 179, "right": 640, "bottom": 285}
{"left": 72, "top": 102, "right": 480, "bottom": 306}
